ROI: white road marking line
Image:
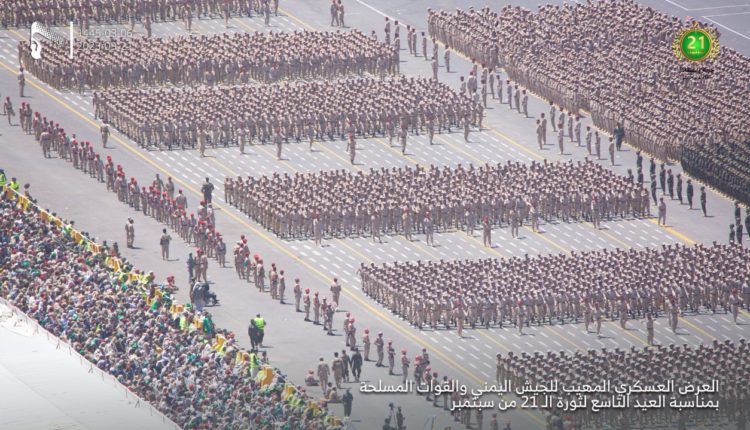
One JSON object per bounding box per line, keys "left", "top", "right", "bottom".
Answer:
{"left": 702, "top": 16, "right": 750, "bottom": 40}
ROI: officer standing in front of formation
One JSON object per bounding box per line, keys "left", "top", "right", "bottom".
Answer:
{"left": 331, "top": 278, "right": 342, "bottom": 306}
{"left": 18, "top": 67, "right": 25, "bottom": 97}
{"left": 160, "top": 228, "right": 171, "bottom": 260}
{"left": 482, "top": 216, "right": 492, "bottom": 247}
{"left": 658, "top": 198, "right": 667, "bottom": 226}
{"left": 202, "top": 177, "right": 214, "bottom": 204}
{"left": 375, "top": 331, "right": 384, "bottom": 367}
{"left": 125, "top": 217, "right": 135, "bottom": 248}
{"left": 362, "top": 328, "right": 371, "bottom": 361}
{"left": 642, "top": 313, "right": 655, "bottom": 345}
{"left": 350, "top": 347, "right": 362, "bottom": 381}
{"left": 317, "top": 357, "right": 330, "bottom": 396}
{"left": 100, "top": 123, "right": 110, "bottom": 148}
{"left": 387, "top": 340, "right": 395, "bottom": 375}
{"left": 294, "top": 278, "right": 302, "bottom": 312}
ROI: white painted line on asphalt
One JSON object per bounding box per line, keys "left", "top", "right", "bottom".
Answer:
{"left": 703, "top": 16, "right": 750, "bottom": 40}
{"left": 552, "top": 340, "right": 562, "bottom": 347}
{"left": 704, "top": 10, "right": 750, "bottom": 17}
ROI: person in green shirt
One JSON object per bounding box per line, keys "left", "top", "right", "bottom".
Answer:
{"left": 248, "top": 352, "right": 260, "bottom": 378}
{"left": 253, "top": 313, "right": 266, "bottom": 347}
{"left": 9, "top": 177, "right": 20, "bottom": 192}
{"left": 0, "top": 169, "right": 7, "bottom": 187}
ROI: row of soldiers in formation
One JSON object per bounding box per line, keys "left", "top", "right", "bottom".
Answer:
{"left": 359, "top": 243, "right": 749, "bottom": 333}
{"left": 682, "top": 137, "right": 750, "bottom": 209}
{"left": 224, "top": 227, "right": 508, "bottom": 429}
{"left": 496, "top": 341, "right": 750, "bottom": 429}
{"left": 427, "top": 3, "right": 750, "bottom": 165}
{"left": 93, "top": 77, "right": 478, "bottom": 150}
{"left": 221, "top": 160, "right": 649, "bottom": 241}
{"left": 29, "top": 104, "right": 233, "bottom": 283}
{"left": 3, "top": 0, "right": 280, "bottom": 28}
{"left": 231, "top": 242, "right": 347, "bottom": 336}
{"left": 222, "top": 234, "right": 484, "bottom": 423}
{"left": 20, "top": 29, "right": 397, "bottom": 92}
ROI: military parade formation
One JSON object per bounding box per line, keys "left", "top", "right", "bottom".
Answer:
{"left": 225, "top": 159, "right": 650, "bottom": 240}
{"left": 4, "top": 0, "right": 282, "bottom": 28}
{"left": 428, "top": 1, "right": 750, "bottom": 204}
{"left": 360, "top": 243, "right": 750, "bottom": 332}
{"left": 20, "top": 29, "right": 396, "bottom": 90}
{"left": 496, "top": 341, "right": 750, "bottom": 429}
{"left": 95, "top": 77, "right": 472, "bottom": 150}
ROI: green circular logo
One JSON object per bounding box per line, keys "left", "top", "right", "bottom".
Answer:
{"left": 680, "top": 29, "right": 712, "bottom": 61}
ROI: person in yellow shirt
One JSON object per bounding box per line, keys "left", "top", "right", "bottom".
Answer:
{"left": 9, "top": 177, "right": 20, "bottom": 192}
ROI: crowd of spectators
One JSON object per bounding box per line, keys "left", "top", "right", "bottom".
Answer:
{"left": 0, "top": 186, "right": 343, "bottom": 429}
